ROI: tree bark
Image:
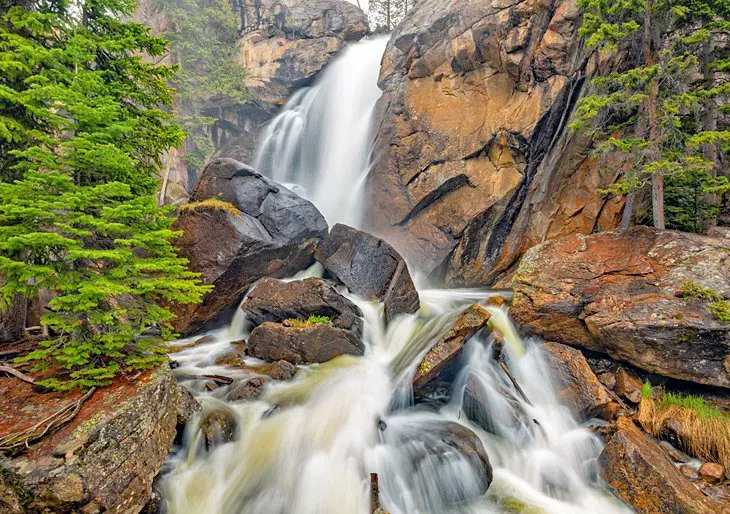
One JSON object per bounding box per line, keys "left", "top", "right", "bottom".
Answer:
{"left": 620, "top": 193, "right": 635, "bottom": 232}
{"left": 645, "top": 0, "right": 664, "bottom": 229}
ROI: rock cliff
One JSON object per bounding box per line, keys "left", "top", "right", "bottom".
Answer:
{"left": 365, "top": 0, "right": 625, "bottom": 285}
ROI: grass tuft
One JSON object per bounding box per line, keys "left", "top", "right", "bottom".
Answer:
{"left": 178, "top": 198, "right": 241, "bottom": 216}
{"left": 680, "top": 281, "right": 730, "bottom": 323}
{"left": 638, "top": 387, "right": 730, "bottom": 469}
{"left": 285, "top": 315, "right": 332, "bottom": 328}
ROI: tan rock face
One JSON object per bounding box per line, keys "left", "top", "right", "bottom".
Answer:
{"left": 365, "top": 0, "right": 624, "bottom": 284}
{"left": 599, "top": 418, "right": 722, "bottom": 514}
{"left": 511, "top": 227, "right": 730, "bottom": 388}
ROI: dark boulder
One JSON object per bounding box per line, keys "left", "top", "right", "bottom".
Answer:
{"left": 242, "top": 277, "right": 365, "bottom": 364}
{"left": 248, "top": 322, "right": 364, "bottom": 364}
{"left": 171, "top": 159, "right": 328, "bottom": 334}
{"left": 201, "top": 408, "right": 237, "bottom": 449}
{"left": 227, "top": 377, "right": 268, "bottom": 402}
{"left": 242, "top": 277, "right": 363, "bottom": 338}
{"left": 382, "top": 419, "right": 492, "bottom": 509}
{"left": 314, "top": 223, "right": 419, "bottom": 322}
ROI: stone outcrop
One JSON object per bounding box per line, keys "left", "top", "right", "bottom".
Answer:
{"left": 2, "top": 366, "right": 185, "bottom": 513}
{"left": 242, "top": 277, "right": 365, "bottom": 364}
{"left": 539, "top": 342, "right": 617, "bottom": 421}
{"left": 364, "top": 0, "right": 624, "bottom": 285}
{"left": 315, "top": 224, "right": 420, "bottom": 322}
{"left": 599, "top": 418, "right": 722, "bottom": 514}
{"left": 413, "top": 305, "right": 491, "bottom": 389}
{"left": 511, "top": 227, "right": 730, "bottom": 388}
{"left": 171, "top": 158, "right": 328, "bottom": 334}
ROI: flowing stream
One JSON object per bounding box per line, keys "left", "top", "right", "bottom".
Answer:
{"left": 162, "top": 37, "right": 629, "bottom": 513}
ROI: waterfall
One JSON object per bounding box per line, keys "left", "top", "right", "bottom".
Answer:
{"left": 161, "top": 37, "right": 630, "bottom": 514}
{"left": 253, "top": 36, "right": 388, "bottom": 227}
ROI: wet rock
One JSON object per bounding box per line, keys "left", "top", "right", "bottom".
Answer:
{"left": 539, "top": 342, "right": 616, "bottom": 422}
{"left": 389, "top": 420, "right": 493, "bottom": 507}
{"left": 257, "top": 360, "right": 297, "bottom": 381}
{"left": 462, "top": 374, "right": 530, "bottom": 438}
{"left": 314, "top": 223, "right": 419, "bottom": 322}
{"left": 248, "top": 322, "right": 364, "bottom": 364}
{"left": 201, "top": 408, "right": 237, "bottom": 448}
{"left": 227, "top": 377, "right": 268, "bottom": 402}
{"left": 171, "top": 159, "right": 328, "bottom": 335}
{"left": 512, "top": 228, "right": 730, "bottom": 388}
{"left": 242, "top": 277, "right": 363, "bottom": 340}
{"left": 699, "top": 462, "right": 726, "bottom": 484}
{"left": 365, "top": 0, "right": 625, "bottom": 285}
{"left": 6, "top": 366, "right": 183, "bottom": 513}
{"left": 413, "top": 305, "right": 491, "bottom": 390}
{"left": 680, "top": 465, "right": 700, "bottom": 480}
{"left": 175, "top": 386, "right": 202, "bottom": 425}
{"left": 615, "top": 368, "right": 643, "bottom": 404}
{"left": 659, "top": 441, "right": 691, "bottom": 464}
{"left": 598, "top": 372, "right": 616, "bottom": 390}
{"left": 598, "top": 418, "right": 722, "bottom": 513}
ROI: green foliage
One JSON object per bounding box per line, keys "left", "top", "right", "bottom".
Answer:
{"left": 156, "top": 0, "right": 249, "bottom": 172}
{"left": 661, "top": 392, "right": 730, "bottom": 421}
{"left": 641, "top": 380, "right": 653, "bottom": 398}
{"left": 0, "top": 2, "right": 185, "bottom": 191}
{"left": 0, "top": 1, "right": 210, "bottom": 390}
{"left": 574, "top": 0, "right": 730, "bottom": 231}
{"left": 285, "top": 315, "right": 332, "bottom": 328}
{"left": 369, "top": 0, "right": 412, "bottom": 31}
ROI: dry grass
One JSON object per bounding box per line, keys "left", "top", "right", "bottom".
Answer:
{"left": 178, "top": 198, "right": 241, "bottom": 216}
{"left": 284, "top": 315, "right": 332, "bottom": 328}
{"left": 638, "top": 389, "right": 730, "bottom": 469}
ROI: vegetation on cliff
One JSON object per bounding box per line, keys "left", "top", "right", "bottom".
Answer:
{"left": 573, "top": 0, "right": 730, "bottom": 233}
{"left": 0, "top": 0, "right": 209, "bottom": 390}
{"left": 156, "top": 0, "right": 249, "bottom": 172}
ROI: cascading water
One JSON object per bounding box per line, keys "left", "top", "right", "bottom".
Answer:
{"left": 253, "top": 36, "right": 388, "bottom": 227}
{"left": 161, "top": 37, "right": 630, "bottom": 513}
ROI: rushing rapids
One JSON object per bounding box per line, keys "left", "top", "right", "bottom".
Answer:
{"left": 161, "top": 37, "right": 630, "bottom": 513}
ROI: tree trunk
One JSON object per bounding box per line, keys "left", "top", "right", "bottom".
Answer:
{"left": 645, "top": 0, "right": 664, "bottom": 229}
{"left": 387, "top": 0, "right": 391, "bottom": 30}
{"left": 620, "top": 193, "right": 634, "bottom": 232}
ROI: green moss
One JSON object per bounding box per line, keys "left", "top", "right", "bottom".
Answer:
{"left": 0, "top": 460, "right": 32, "bottom": 505}
{"left": 660, "top": 393, "right": 730, "bottom": 422}
{"left": 682, "top": 281, "right": 723, "bottom": 302}
{"left": 681, "top": 282, "right": 730, "bottom": 323}
{"left": 709, "top": 300, "right": 730, "bottom": 322}
{"left": 285, "top": 315, "right": 332, "bottom": 328}
{"left": 417, "top": 359, "right": 432, "bottom": 374}
{"left": 677, "top": 328, "right": 698, "bottom": 344}
{"left": 73, "top": 413, "right": 102, "bottom": 438}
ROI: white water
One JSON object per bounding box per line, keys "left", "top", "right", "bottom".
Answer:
{"left": 253, "top": 36, "right": 388, "bottom": 227}
{"left": 162, "top": 37, "right": 630, "bottom": 513}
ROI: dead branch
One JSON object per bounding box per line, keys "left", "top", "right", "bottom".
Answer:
{"left": 0, "top": 387, "right": 96, "bottom": 455}
{"left": 0, "top": 364, "right": 35, "bottom": 384}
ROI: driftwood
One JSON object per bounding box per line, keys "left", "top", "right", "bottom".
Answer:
{"left": 370, "top": 473, "right": 380, "bottom": 513}
{"left": 0, "top": 387, "right": 96, "bottom": 455}
{"left": 0, "top": 363, "right": 35, "bottom": 384}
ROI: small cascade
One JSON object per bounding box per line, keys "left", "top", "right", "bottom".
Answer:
{"left": 253, "top": 36, "right": 388, "bottom": 227}
{"left": 163, "top": 291, "right": 629, "bottom": 514}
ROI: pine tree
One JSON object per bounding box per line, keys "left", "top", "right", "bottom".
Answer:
{"left": 573, "top": 0, "right": 729, "bottom": 232}
{"left": 156, "top": 0, "right": 249, "bottom": 173}
{"left": 368, "top": 0, "right": 412, "bottom": 31}
{"left": 0, "top": 1, "right": 210, "bottom": 390}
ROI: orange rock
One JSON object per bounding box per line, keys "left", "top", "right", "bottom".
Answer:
{"left": 699, "top": 462, "right": 725, "bottom": 484}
